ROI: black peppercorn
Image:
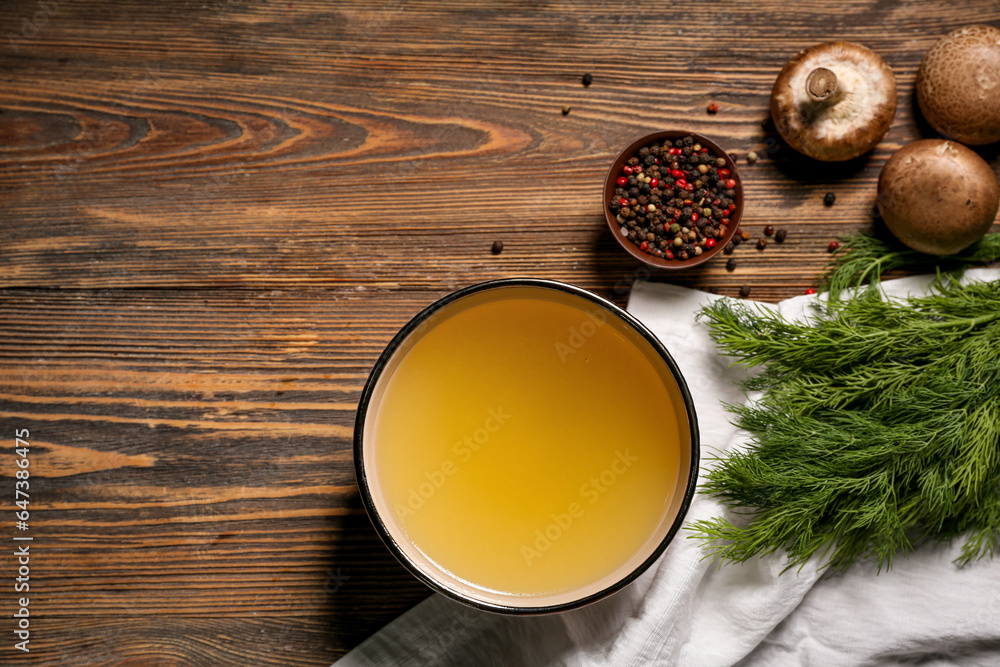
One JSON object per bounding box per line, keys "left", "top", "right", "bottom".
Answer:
{"left": 775, "top": 229, "right": 787, "bottom": 243}
{"left": 756, "top": 238, "right": 768, "bottom": 250}
{"left": 739, "top": 284, "right": 751, "bottom": 298}
{"left": 824, "top": 192, "right": 836, "bottom": 206}
{"left": 726, "top": 258, "right": 737, "bottom": 271}
{"left": 491, "top": 241, "right": 504, "bottom": 254}
{"left": 582, "top": 72, "right": 593, "bottom": 87}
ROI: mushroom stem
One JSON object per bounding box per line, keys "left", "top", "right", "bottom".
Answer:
{"left": 806, "top": 67, "right": 839, "bottom": 102}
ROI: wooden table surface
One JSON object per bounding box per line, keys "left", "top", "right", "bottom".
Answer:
{"left": 2, "top": 0, "right": 998, "bottom": 664}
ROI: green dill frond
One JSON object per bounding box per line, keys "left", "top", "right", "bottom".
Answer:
{"left": 691, "top": 276, "right": 1000, "bottom": 572}
{"left": 820, "top": 229, "right": 1000, "bottom": 300}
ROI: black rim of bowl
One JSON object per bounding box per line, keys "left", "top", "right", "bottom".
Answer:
{"left": 353, "top": 277, "right": 701, "bottom": 615}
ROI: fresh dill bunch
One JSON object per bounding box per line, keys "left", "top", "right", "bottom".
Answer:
{"left": 699, "top": 278, "right": 1000, "bottom": 374}
{"left": 690, "top": 278, "right": 1000, "bottom": 572}
{"left": 821, "top": 229, "right": 1000, "bottom": 300}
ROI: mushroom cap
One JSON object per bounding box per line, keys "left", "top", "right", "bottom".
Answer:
{"left": 878, "top": 139, "right": 1000, "bottom": 256}
{"left": 917, "top": 25, "right": 1000, "bottom": 146}
{"left": 771, "top": 42, "right": 897, "bottom": 161}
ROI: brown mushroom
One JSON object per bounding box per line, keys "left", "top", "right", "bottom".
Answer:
{"left": 916, "top": 25, "right": 1000, "bottom": 146}
{"left": 878, "top": 139, "right": 1000, "bottom": 255}
{"left": 770, "top": 42, "right": 897, "bottom": 161}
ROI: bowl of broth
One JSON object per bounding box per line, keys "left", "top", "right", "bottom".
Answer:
{"left": 354, "top": 279, "right": 699, "bottom": 613}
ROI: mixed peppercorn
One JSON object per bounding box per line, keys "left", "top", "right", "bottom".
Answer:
{"left": 597, "top": 130, "right": 836, "bottom": 295}
{"left": 609, "top": 136, "right": 738, "bottom": 261}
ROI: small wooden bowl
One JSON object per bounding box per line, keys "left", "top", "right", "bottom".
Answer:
{"left": 603, "top": 130, "right": 744, "bottom": 270}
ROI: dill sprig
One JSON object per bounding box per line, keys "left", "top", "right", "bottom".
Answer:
{"left": 690, "top": 278, "right": 1000, "bottom": 572}
{"left": 821, "top": 229, "right": 1000, "bottom": 300}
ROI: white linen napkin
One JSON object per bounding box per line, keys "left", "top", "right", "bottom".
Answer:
{"left": 336, "top": 270, "right": 1000, "bottom": 667}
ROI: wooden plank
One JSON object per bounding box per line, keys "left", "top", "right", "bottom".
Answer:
{"left": 2, "top": 0, "right": 997, "bottom": 298}
{"left": 13, "top": 617, "right": 390, "bottom": 666}
{"left": 0, "top": 288, "right": 433, "bottom": 663}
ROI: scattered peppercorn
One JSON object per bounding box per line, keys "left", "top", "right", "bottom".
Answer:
{"left": 582, "top": 73, "right": 593, "bottom": 87}
{"left": 747, "top": 151, "right": 759, "bottom": 164}
{"left": 723, "top": 242, "right": 735, "bottom": 255}
{"left": 775, "top": 229, "right": 787, "bottom": 243}
{"left": 828, "top": 240, "right": 840, "bottom": 253}
{"left": 757, "top": 238, "right": 768, "bottom": 250}
{"left": 607, "top": 135, "right": 739, "bottom": 261}
{"left": 491, "top": 240, "right": 504, "bottom": 254}
{"left": 739, "top": 284, "right": 752, "bottom": 298}
{"left": 707, "top": 102, "right": 719, "bottom": 114}
{"left": 726, "top": 258, "right": 737, "bottom": 271}
{"left": 741, "top": 230, "right": 752, "bottom": 241}
{"left": 763, "top": 225, "right": 775, "bottom": 236}
{"left": 805, "top": 288, "right": 817, "bottom": 295}
{"left": 562, "top": 106, "right": 571, "bottom": 116}
{"left": 824, "top": 192, "right": 836, "bottom": 206}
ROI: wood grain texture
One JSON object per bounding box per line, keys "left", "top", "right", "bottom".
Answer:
{"left": 0, "top": 288, "right": 441, "bottom": 664}
{"left": 2, "top": 0, "right": 999, "bottom": 664}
